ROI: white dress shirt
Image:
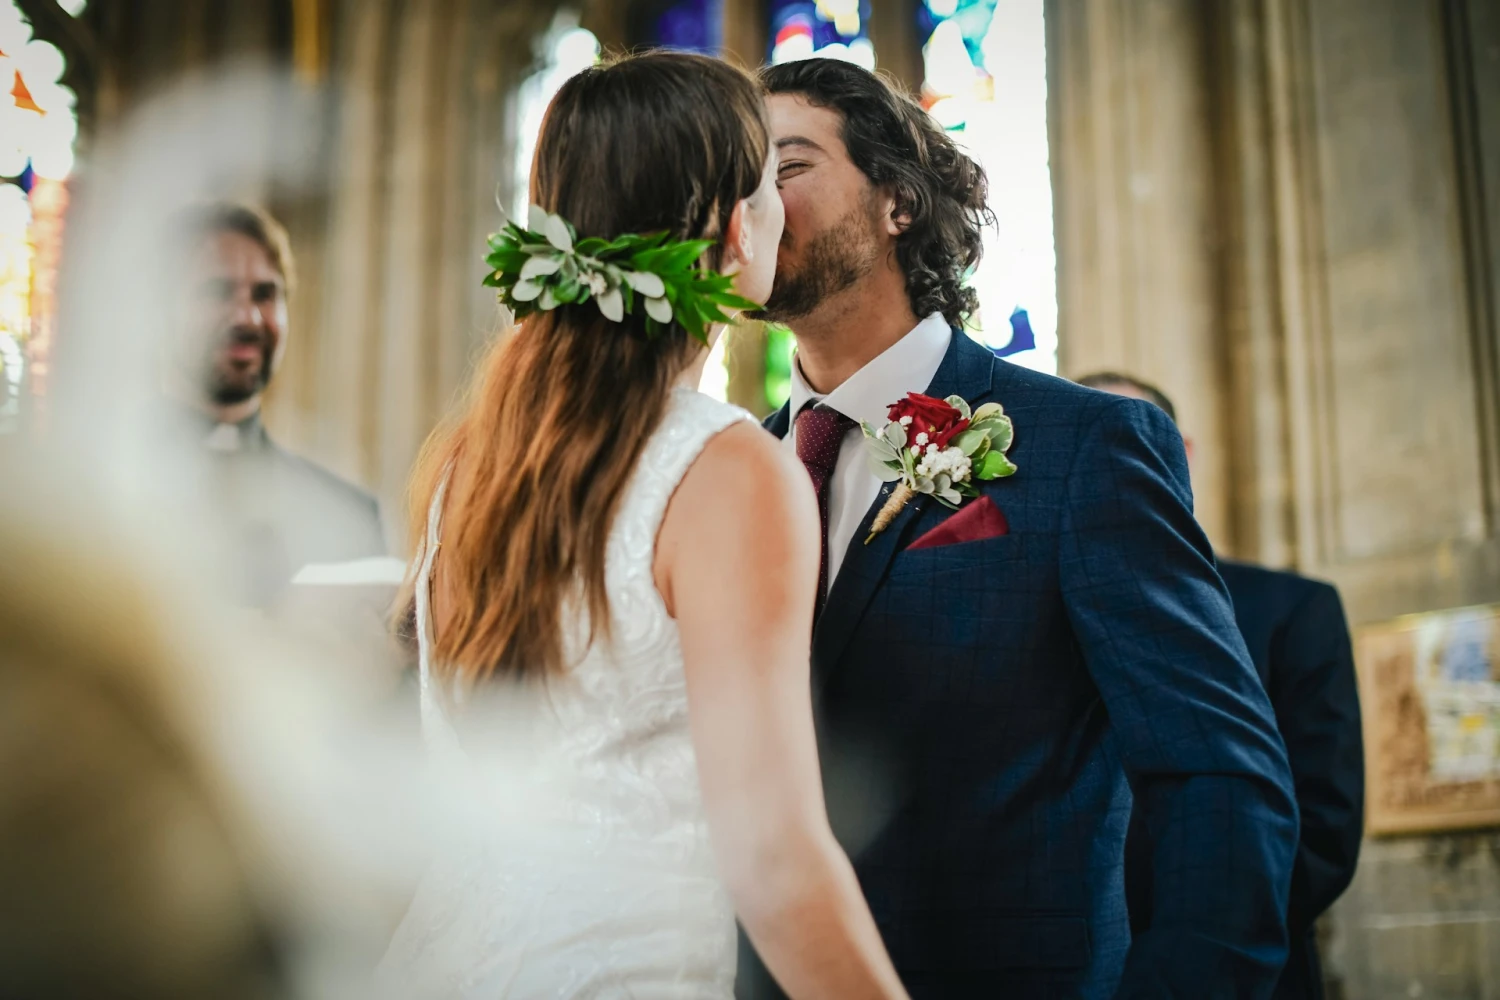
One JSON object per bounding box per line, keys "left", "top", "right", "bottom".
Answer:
{"left": 784, "top": 312, "right": 952, "bottom": 592}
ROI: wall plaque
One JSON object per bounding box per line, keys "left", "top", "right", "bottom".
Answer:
{"left": 1357, "top": 604, "right": 1500, "bottom": 834}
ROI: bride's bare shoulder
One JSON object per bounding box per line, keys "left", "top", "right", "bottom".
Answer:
{"left": 663, "top": 420, "right": 818, "bottom": 552}
{"left": 694, "top": 420, "right": 813, "bottom": 507}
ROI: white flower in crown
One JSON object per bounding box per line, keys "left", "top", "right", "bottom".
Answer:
{"left": 482, "top": 205, "right": 760, "bottom": 344}
{"left": 860, "top": 391, "right": 1017, "bottom": 542}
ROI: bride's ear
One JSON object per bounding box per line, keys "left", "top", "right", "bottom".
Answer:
{"left": 722, "top": 199, "right": 752, "bottom": 271}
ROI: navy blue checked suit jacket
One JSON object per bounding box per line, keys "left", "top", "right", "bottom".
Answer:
{"left": 738, "top": 330, "right": 1298, "bottom": 999}
{"left": 1127, "top": 560, "right": 1363, "bottom": 1000}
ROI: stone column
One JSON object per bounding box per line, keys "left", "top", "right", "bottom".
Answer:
{"left": 310, "top": 0, "right": 567, "bottom": 543}
{"left": 867, "top": 0, "right": 922, "bottom": 95}
{"left": 312, "top": 0, "right": 395, "bottom": 494}
{"left": 721, "top": 0, "right": 766, "bottom": 71}
{"left": 1045, "top": 0, "right": 1232, "bottom": 549}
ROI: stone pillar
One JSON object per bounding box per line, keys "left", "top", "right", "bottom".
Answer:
{"left": 721, "top": 0, "right": 766, "bottom": 71}
{"left": 581, "top": 0, "right": 629, "bottom": 54}
{"left": 313, "top": 0, "right": 395, "bottom": 496}
{"left": 310, "top": 0, "right": 566, "bottom": 543}
{"left": 867, "top": 0, "right": 922, "bottom": 95}
{"left": 1045, "top": 0, "right": 1232, "bottom": 549}
{"left": 1269, "top": 0, "right": 1499, "bottom": 621}
{"left": 291, "top": 0, "right": 332, "bottom": 82}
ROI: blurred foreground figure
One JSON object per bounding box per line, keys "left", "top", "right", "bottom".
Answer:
{"left": 1078, "top": 371, "right": 1365, "bottom": 1000}
{"left": 0, "top": 445, "right": 287, "bottom": 1000}
{"left": 160, "top": 202, "right": 385, "bottom": 607}
{"left": 0, "top": 440, "right": 430, "bottom": 1000}
{"left": 0, "top": 68, "right": 427, "bottom": 999}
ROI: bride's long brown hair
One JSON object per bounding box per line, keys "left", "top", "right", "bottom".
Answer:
{"left": 403, "top": 52, "right": 770, "bottom": 686}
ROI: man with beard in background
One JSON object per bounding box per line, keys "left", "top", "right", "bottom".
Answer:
{"left": 162, "top": 202, "right": 385, "bottom": 609}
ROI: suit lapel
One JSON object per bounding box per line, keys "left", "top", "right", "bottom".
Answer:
{"left": 764, "top": 401, "right": 791, "bottom": 440}
{"left": 811, "top": 329, "right": 997, "bottom": 691}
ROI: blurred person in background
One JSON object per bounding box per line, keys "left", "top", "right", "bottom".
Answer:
{"left": 1077, "top": 371, "right": 1365, "bottom": 1000}
{"left": 159, "top": 202, "right": 385, "bottom": 608}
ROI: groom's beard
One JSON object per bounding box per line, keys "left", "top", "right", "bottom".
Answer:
{"left": 755, "top": 206, "right": 881, "bottom": 323}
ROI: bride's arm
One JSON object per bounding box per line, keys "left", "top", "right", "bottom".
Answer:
{"left": 656, "top": 421, "right": 908, "bottom": 1000}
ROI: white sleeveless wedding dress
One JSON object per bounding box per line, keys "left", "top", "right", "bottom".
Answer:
{"left": 377, "top": 387, "right": 754, "bottom": 998}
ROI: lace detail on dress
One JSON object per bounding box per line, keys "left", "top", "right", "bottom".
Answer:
{"left": 379, "top": 388, "right": 754, "bottom": 998}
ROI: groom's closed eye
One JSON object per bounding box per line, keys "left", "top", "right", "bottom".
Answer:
{"left": 777, "top": 160, "right": 812, "bottom": 183}
{"left": 774, "top": 136, "right": 823, "bottom": 181}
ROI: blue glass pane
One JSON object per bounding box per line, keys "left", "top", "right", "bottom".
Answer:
{"left": 651, "top": 0, "right": 722, "bottom": 53}
{"left": 918, "top": 0, "right": 997, "bottom": 68}
{"left": 916, "top": 0, "right": 1060, "bottom": 374}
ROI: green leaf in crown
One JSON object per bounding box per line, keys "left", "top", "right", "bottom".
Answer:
{"left": 482, "top": 205, "right": 761, "bottom": 344}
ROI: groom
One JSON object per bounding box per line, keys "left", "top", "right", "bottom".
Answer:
{"left": 738, "top": 59, "right": 1298, "bottom": 999}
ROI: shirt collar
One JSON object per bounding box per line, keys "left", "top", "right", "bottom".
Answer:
{"left": 175, "top": 402, "right": 266, "bottom": 453}
{"left": 788, "top": 312, "right": 952, "bottom": 429}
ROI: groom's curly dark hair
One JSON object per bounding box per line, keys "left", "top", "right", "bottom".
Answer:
{"left": 759, "top": 59, "right": 994, "bottom": 327}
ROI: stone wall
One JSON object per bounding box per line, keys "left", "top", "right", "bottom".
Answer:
{"left": 1048, "top": 0, "right": 1500, "bottom": 994}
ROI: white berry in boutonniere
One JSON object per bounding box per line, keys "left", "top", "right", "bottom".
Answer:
{"left": 861, "top": 392, "right": 1017, "bottom": 543}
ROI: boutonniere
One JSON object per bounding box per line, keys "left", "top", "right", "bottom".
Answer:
{"left": 861, "top": 392, "right": 1017, "bottom": 543}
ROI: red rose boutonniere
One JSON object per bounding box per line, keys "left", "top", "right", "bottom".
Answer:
{"left": 861, "top": 392, "right": 1018, "bottom": 542}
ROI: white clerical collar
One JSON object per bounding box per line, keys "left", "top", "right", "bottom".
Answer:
{"left": 788, "top": 312, "right": 952, "bottom": 428}
{"left": 203, "top": 421, "right": 243, "bottom": 452}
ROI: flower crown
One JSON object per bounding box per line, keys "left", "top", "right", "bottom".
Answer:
{"left": 483, "top": 206, "right": 760, "bottom": 344}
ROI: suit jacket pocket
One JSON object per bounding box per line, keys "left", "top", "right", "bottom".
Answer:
{"left": 886, "top": 533, "right": 1017, "bottom": 580}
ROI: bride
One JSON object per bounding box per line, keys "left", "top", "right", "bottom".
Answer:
{"left": 377, "top": 52, "right": 907, "bottom": 999}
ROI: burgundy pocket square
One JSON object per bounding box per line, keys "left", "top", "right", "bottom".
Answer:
{"left": 906, "top": 495, "right": 1009, "bottom": 551}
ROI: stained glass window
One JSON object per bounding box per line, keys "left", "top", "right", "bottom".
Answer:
{"left": 1, "top": 1, "right": 80, "bottom": 433}
{"left": 768, "top": 0, "right": 874, "bottom": 70}
{"left": 512, "top": 13, "right": 601, "bottom": 224}
{"left": 919, "top": 0, "right": 1056, "bottom": 373}
{"left": 638, "top": 0, "right": 722, "bottom": 53}
{"left": 757, "top": 0, "right": 1056, "bottom": 411}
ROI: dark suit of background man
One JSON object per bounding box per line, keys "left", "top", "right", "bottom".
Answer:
{"left": 1078, "top": 372, "right": 1365, "bottom": 1000}
{"left": 162, "top": 202, "right": 385, "bottom": 608}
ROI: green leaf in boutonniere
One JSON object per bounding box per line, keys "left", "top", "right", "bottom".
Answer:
{"left": 971, "top": 401, "right": 1004, "bottom": 422}
{"left": 860, "top": 392, "right": 1020, "bottom": 542}
{"left": 978, "top": 450, "right": 1018, "bottom": 479}
{"left": 952, "top": 428, "right": 989, "bottom": 456}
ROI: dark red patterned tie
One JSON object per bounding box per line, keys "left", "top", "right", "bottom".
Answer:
{"left": 795, "top": 401, "right": 856, "bottom": 614}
